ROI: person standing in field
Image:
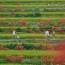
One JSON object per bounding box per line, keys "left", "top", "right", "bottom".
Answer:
{"left": 45, "top": 29, "right": 50, "bottom": 41}
{"left": 13, "top": 30, "right": 20, "bottom": 42}
{"left": 52, "top": 30, "right": 56, "bottom": 40}
{"left": 13, "top": 30, "right": 16, "bottom": 39}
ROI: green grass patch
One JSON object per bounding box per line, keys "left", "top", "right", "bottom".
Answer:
{"left": 0, "top": 5, "right": 65, "bottom": 8}
{"left": 0, "top": 50, "right": 58, "bottom": 56}
{"left": 0, "top": 63, "right": 33, "bottom": 65}
{"left": 0, "top": 33, "right": 64, "bottom": 39}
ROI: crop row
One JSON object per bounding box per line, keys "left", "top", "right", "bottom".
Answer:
{"left": 0, "top": 18, "right": 64, "bottom": 23}
{"left": 0, "top": 5, "right": 65, "bottom": 8}
{"left": 0, "top": 1, "right": 65, "bottom": 6}
{"left": 0, "top": 50, "right": 63, "bottom": 65}
{"left": 0, "top": 27, "right": 65, "bottom": 33}
{"left": 0, "top": 7, "right": 65, "bottom": 12}
{"left": 0, "top": 42, "right": 64, "bottom": 50}
{"left": 0, "top": 18, "right": 65, "bottom": 28}
{"left": 0, "top": 0, "right": 64, "bottom": 1}
{"left": 0, "top": 18, "right": 63, "bottom": 21}
{"left": 0, "top": 12, "right": 65, "bottom": 18}
{"left": 0, "top": 34, "right": 64, "bottom": 39}
{"left": 0, "top": 64, "right": 31, "bottom": 65}
{"left": 0, "top": 3, "right": 65, "bottom": 6}
{"left": 0, "top": 50, "right": 56, "bottom": 58}
{"left": 0, "top": 49, "right": 60, "bottom": 64}
{"left": 0, "top": 17, "right": 62, "bottom": 19}
{"left": 0, "top": 12, "right": 65, "bottom": 14}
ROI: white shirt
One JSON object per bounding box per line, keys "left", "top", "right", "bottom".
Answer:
{"left": 45, "top": 30, "right": 50, "bottom": 36}
{"left": 13, "top": 30, "right": 16, "bottom": 35}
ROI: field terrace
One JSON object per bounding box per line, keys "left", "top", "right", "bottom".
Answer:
{"left": 0, "top": 0, "right": 65, "bottom": 65}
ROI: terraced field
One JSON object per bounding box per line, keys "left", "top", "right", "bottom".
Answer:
{"left": 0, "top": 0, "right": 65, "bottom": 65}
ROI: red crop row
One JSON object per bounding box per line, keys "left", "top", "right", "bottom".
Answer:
{"left": 0, "top": 46, "right": 26, "bottom": 50}
{"left": 0, "top": 46, "right": 9, "bottom": 50}
{"left": 6, "top": 55, "right": 24, "bottom": 63}
{"left": 0, "top": 19, "right": 65, "bottom": 27}
{"left": 0, "top": 40, "right": 65, "bottom": 50}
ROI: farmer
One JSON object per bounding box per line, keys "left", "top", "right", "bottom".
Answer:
{"left": 45, "top": 29, "right": 50, "bottom": 41}
{"left": 13, "top": 30, "right": 16, "bottom": 39}
{"left": 52, "top": 29, "right": 56, "bottom": 40}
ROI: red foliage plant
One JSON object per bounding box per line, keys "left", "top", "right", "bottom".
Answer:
{"left": 59, "top": 19, "right": 65, "bottom": 26}
{"left": 37, "top": 19, "right": 46, "bottom": 27}
{"left": 6, "top": 55, "right": 11, "bottom": 61}
{"left": 18, "top": 19, "right": 28, "bottom": 26}
{"left": 5, "top": 55, "right": 24, "bottom": 63}
{"left": 53, "top": 23, "right": 57, "bottom": 27}
{"left": 12, "top": 55, "right": 24, "bottom": 63}
{"left": 52, "top": 41, "right": 65, "bottom": 64}
{"left": 46, "top": 45, "right": 55, "bottom": 51}
{"left": 45, "top": 56, "right": 50, "bottom": 63}
{"left": 3, "top": 48, "right": 9, "bottom": 50}
{"left": 15, "top": 46, "right": 26, "bottom": 50}
{"left": 16, "top": 55, "right": 24, "bottom": 61}
{"left": 11, "top": 56, "right": 17, "bottom": 63}
{"left": 0, "top": 46, "right": 9, "bottom": 50}
{"left": 0, "top": 19, "right": 4, "bottom": 25}
{"left": 55, "top": 28, "right": 64, "bottom": 34}
{"left": 0, "top": 6, "right": 4, "bottom": 11}
{"left": 0, "top": 19, "right": 4, "bottom": 22}
{"left": 9, "top": 20, "right": 15, "bottom": 26}
{"left": 53, "top": 51, "right": 65, "bottom": 64}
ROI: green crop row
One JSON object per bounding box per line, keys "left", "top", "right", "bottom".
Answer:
{"left": 0, "top": 0, "right": 64, "bottom": 2}
{"left": 0, "top": 12, "right": 65, "bottom": 18}
{"left": 0, "top": 34, "right": 64, "bottom": 39}
{"left": 0, "top": 50, "right": 57, "bottom": 57}
{"left": 0, "top": 12, "right": 65, "bottom": 14}
{"left": 0, "top": 17, "right": 63, "bottom": 22}
{"left": 0, "top": 5, "right": 65, "bottom": 8}
{"left": 0, "top": 1, "right": 65, "bottom": 5}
